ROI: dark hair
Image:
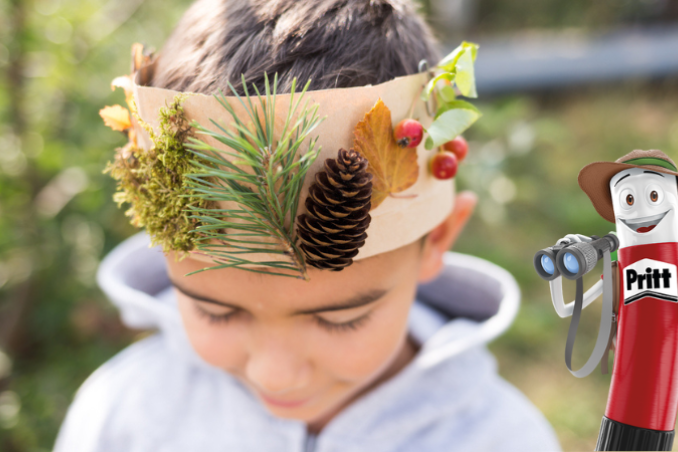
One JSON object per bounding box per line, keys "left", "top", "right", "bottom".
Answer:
{"left": 151, "top": 0, "right": 441, "bottom": 95}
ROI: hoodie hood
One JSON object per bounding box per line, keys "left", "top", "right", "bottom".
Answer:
{"left": 97, "top": 232, "right": 520, "bottom": 370}
{"left": 55, "top": 232, "right": 561, "bottom": 452}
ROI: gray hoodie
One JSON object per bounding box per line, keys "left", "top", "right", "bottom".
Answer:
{"left": 53, "top": 232, "right": 561, "bottom": 452}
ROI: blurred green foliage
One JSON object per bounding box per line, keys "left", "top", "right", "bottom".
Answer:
{"left": 457, "top": 80, "right": 678, "bottom": 451}
{"left": 476, "top": 0, "right": 678, "bottom": 32}
{"left": 0, "top": 0, "right": 191, "bottom": 450}
{"left": 1, "top": 0, "right": 678, "bottom": 451}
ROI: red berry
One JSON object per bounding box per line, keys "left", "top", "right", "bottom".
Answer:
{"left": 393, "top": 119, "right": 424, "bottom": 148}
{"left": 429, "top": 151, "right": 458, "bottom": 180}
{"left": 442, "top": 136, "right": 468, "bottom": 162}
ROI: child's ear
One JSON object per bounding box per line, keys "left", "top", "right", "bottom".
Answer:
{"left": 417, "top": 191, "right": 477, "bottom": 283}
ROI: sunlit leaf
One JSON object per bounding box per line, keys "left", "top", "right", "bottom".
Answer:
{"left": 425, "top": 105, "right": 481, "bottom": 150}
{"left": 111, "top": 76, "right": 133, "bottom": 93}
{"left": 455, "top": 49, "right": 477, "bottom": 98}
{"left": 435, "top": 99, "right": 480, "bottom": 119}
{"left": 438, "top": 41, "right": 478, "bottom": 72}
{"left": 99, "top": 105, "right": 131, "bottom": 131}
{"left": 421, "top": 41, "right": 479, "bottom": 103}
{"left": 422, "top": 72, "right": 455, "bottom": 102}
{"left": 439, "top": 84, "right": 457, "bottom": 103}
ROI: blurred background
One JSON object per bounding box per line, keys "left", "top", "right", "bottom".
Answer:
{"left": 1, "top": 0, "right": 678, "bottom": 450}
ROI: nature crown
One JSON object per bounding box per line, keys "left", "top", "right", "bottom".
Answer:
{"left": 100, "top": 42, "right": 481, "bottom": 280}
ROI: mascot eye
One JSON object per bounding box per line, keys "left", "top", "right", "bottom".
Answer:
{"left": 619, "top": 188, "right": 635, "bottom": 210}
{"left": 646, "top": 185, "right": 664, "bottom": 205}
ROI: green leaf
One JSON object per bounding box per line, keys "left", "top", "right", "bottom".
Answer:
{"left": 438, "top": 41, "right": 478, "bottom": 72}
{"left": 454, "top": 48, "right": 477, "bottom": 98}
{"left": 437, "top": 45, "right": 465, "bottom": 72}
{"left": 419, "top": 41, "right": 480, "bottom": 149}
{"left": 421, "top": 41, "right": 479, "bottom": 105}
{"left": 424, "top": 106, "right": 481, "bottom": 150}
{"left": 435, "top": 99, "right": 480, "bottom": 119}
{"left": 421, "top": 72, "right": 455, "bottom": 102}
{"left": 438, "top": 85, "right": 457, "bottom": 103}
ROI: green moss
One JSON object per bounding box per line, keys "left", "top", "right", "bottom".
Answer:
{"left": 104, "top": 94, "right": 212, "bottom": 255}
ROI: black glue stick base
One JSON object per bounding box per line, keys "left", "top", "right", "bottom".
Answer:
{"left": 596, "top": 417, "right": 674, "bottom": 451}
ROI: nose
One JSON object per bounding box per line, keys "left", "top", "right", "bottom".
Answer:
{"left": 245, "top": 333, "right": 312, "bottom": 395}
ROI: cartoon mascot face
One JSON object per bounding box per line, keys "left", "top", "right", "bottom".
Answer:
{"left": 610, "top": 167, "right": 678, "bottom": 247}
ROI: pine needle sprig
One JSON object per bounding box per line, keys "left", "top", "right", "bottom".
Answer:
{"left": 184, "top": 72, "right": 325, "bottom": 280}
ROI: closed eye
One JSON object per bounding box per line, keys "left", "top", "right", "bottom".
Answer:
{"left": 193, "top": 300, "right": 239, "bottom": 324}
{"left": 313, "top": 311, "right": 372, "bottom": 333}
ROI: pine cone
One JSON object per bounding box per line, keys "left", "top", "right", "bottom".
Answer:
{"left": 296, "top": 148, "right": 373, "bottom": 271}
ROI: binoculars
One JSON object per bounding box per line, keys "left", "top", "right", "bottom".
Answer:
{"left": 534, "top": 233, "right": 619, "bottom": 281}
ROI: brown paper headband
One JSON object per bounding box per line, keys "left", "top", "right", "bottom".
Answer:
{"left": 101, "top": 43, "right": 479, "bottom": 279}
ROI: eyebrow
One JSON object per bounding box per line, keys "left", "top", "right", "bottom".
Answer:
{"left": 168, "top": 276, "right": 389, "bottom": 315}
{"left": 615, "top": 170, "right": 666, "bottom": 187}
{"left": 293, "top": 288, "right": 389, "bottom": 315}
{"left": 169, "top": 278, "right": 242, "bottom": 310}
{"left": 614, "top": 174, "right": 631, "bottom": 186}
{"left": 644, "top": 171, "right": 664, "bottom": 177}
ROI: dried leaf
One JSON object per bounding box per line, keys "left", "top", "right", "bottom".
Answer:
{"left": 100, "top": 105, "right": 131, "bottom": 132}
{"left": 130, "top": 43, "right": 155, "bottom": 85}
{"left": 353, "top": 98, "right": 419, "bottom": 209}
{"left": 111, "top": 75, "right": 133, "bottom": 93}
{"left": 131, "top": 43, "right": 152, "bottom": 72}
{"left": 111, "top": 75, "right": 135, "bottom": 109}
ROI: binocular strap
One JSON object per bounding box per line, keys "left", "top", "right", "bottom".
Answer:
{"left": 565, "top": 250, "right": 615, "bottom": 378}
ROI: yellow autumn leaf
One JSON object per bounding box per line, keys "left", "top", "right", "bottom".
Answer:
{"left": 353, "top": 98, "right": 419, "bottom": 209}
{"left": 100, "top": 105, "right": 131, "bottom": 132}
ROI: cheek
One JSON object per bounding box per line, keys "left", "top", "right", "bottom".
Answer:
{"left": 311, "top": 295, "right": 413, "bottom": 382}
{"left": 664, "top": 191, "right": 678, "bottom": 208}
{"left": 176, "top": 295, "right": 247, "bottom": 370}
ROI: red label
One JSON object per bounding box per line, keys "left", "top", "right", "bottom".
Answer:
{"left": 605, "top": 242, "right": 678, "bottom": 431}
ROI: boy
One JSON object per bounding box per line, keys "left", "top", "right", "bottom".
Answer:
{"left": 54, "top": 0, "right": 560, "bottom": 450}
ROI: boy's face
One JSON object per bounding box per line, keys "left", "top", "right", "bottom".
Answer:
{"left": 167, "top": 239, "right": 422, "bottom": 425}
{"left": 165, "top": 192, "right": 476, "bottom": 427}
